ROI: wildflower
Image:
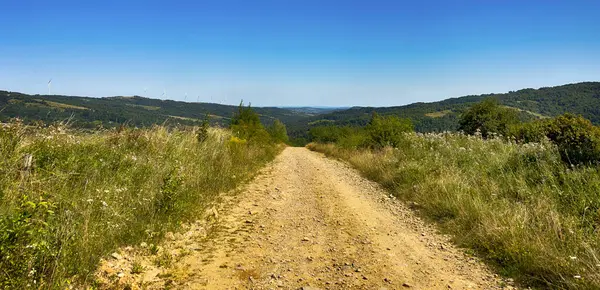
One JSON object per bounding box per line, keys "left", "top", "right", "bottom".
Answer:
{"left": 101, "top": 201, "right": 108, "bottom": 207}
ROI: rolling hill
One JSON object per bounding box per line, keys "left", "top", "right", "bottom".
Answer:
{"left": 286, "top": 82, "right": 600, "bottom": 142}
{"left": 2, "top": 82, "right": 600, "bottom": 144}
{"left": 0, "top": 91, "right": 316, "bottom": 128}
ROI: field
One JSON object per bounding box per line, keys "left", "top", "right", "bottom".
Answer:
{"left": 0, "top": 121, "right": 280, "bottom": 288}
{"left": 308, "top": 132, "right": 600, "bottom": 289}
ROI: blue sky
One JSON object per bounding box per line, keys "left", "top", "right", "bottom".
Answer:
{"left": 1, "top": 0, "right": 599, "bottom": 106}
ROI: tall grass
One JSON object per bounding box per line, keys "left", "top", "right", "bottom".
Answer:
{"left": 308, "top": 133, "right": 600, "bottom": 289}
{"left": 0, "top": 121, "right": 280, "bottom": 288}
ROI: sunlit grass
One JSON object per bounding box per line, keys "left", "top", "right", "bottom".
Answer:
{"left": 0, "top": 121, "right": 280, "bottom": 288}
{"left": 308, "top": 132, "right": 600, "bottom": 289}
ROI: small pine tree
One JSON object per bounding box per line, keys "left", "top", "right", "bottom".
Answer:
{"left": 196, "top": 114, "right": 210, "bottom": 143}
{"left": 267, "top": 119, "right": 289, "bottom": 143}
{"left": 230, "top": 101, "right": 270, "bottom": 143}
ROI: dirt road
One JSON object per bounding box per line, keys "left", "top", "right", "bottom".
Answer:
{"left": 99, "top": 147, "right": 503, "bottom": 289}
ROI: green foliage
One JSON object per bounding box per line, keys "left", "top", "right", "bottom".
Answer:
{"left": 365, "top": 112, "right": 413, "bottom": 148}
{"left": 508, "top": 120, "right": 548, "bottom": 143}
{"left": 309, "top": 126, "right": 349, "bottom": 143}
{"left": 267, "top": 119, "right": 289, "bottom": 144}
{"left": 131, "top": 260, "right": 144, "bottom": 274}
{"left": 0, "top": 122, "right": 280, "bottom": 288}
{"left": 0, "top": 91, "right": 315, "bottom": 132}
{"left": 308, "top": 114, "right": 413, "bottom": 149}
{"left": 545, "top": 114, "right": 600, "bottom": 165}
{"left": 230, "top": 101, "right": 271, "bottom": 144}
{"left": 288, "top": 82, "right": 600, "bottom": 143}
{"left": 509, "top": 114, "right": 600, "bottom": 165}
{"left": 0, "top": 195, "right": 58, "bottom": 288}
{"left": 196, "top": 115, "right": 210, "bottom": 143}
{"left": 459, "top": 98, "right": 519, "bottom": 138}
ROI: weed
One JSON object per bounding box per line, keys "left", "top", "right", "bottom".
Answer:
{"left": 154, "top": 252, "right": 173, "bottom": 268}
{"left": 149, "top": 244, "right": 159, "bottom": 255}
{"left": 131, "top": 261, "right": 144, "bottom": 274}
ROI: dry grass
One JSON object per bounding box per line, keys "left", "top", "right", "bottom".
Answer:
{"left": 36, "top": 99, "right": 89, "bottom": 110}
{"left": 424, "top": 110, "right": 451, "bottom": 118}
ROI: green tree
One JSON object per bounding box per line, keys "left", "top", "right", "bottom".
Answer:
{"left": 230, "top": 101, "right": 270, "bottom": 143}
{"left": 459, "top": 98, "right": 519, "bottom": 138}
{"left": 365, "top": 112, "right": 413, "bottom": 148}
{"left": 267, "top": 119, "right": 289, "bottom": 143}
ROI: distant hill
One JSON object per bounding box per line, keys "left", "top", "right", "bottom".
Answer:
{"left": 3, "top": 82, "right": 600, "bottom": 144}
{"left": 0, "top": 91, "right": 316, "bottom": 128}
{"left": 287, "top": 82, "right": 600, "bottom": 141}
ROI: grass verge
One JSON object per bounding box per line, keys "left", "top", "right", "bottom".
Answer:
{"left": 308, "top": 133, "right": 600, "bottom": 289}
{"left": 0, "top": 122, "right": 280, "bottom": 288}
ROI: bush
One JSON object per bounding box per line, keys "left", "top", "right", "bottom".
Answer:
{"left": 509, "top": 114, "right": 600, "bottom": 165}
{"left": 196, "top": 115, "right": 210, "bottom": 143}
{"left": 508, "top": 120, "right": 548, "bottom": 143}
{"left": 365, "top": 113, "right": 413, "bottom": 148}
{"left": 459, "top": 98, "right": 519, "bottom": 138}
{"left": 309, "top": 126, "right": 367, "bottom": 149}
{"left": 230, "top": 101, "right": 271, "bottom": 144}
{"left": 267, "top": 119, "right": 289, "bottom": 144}
{"left": 545, "top": 114, "right": 600, "bottom": 165}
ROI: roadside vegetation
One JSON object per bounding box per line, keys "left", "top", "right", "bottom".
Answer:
{"left": 0, "top": 102, "right": 286, "bottom": 288}
{"left": 307, "top": 99, "right": 600, "bottom": 289}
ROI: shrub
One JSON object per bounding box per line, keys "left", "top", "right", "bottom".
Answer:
{"left": 545, "top": 114, "right": 600, "bottom": 165}
{"left": 365, "top": 112, "right": 413, "bottom": 148}
{"left": 509, "top": 114, "right": 600, "bottom": 165}
{"left": 267, "top": 119, "right": 289, "bottom": 144}
{"left": 459, "top": 98, "right": 519, "bottom": 138}
{"left": 508, "top": 120, "right": 549, "bottom": 144}
{"left": 196, "top": 115, "right": 210, "bottom": 143}
{"left": 309, "top": 126, "right": 367, "bottom": 149}
{"left": 230, "top": 101, "right": 271, "bottom": 144}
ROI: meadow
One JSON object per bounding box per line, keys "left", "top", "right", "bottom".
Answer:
{"left": 0, "top": 120, "right": 281, "bottom": 288}
{"left": 308, "top": 132, "right": 600, "bottom": 289}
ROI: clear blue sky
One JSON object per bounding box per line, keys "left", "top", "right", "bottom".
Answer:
{"left": 1, "top": 0, "right": 599, "bottom": 106}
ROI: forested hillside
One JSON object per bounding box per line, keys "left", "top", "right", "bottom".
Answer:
{"left": 288, "top": 82, "right": 600, "bottom": 142}
{"left": 3, "top": 82, "right": 600, "bottom": 144}
{"left": 0, "top": 91, "right": 313, "bottom": 128}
